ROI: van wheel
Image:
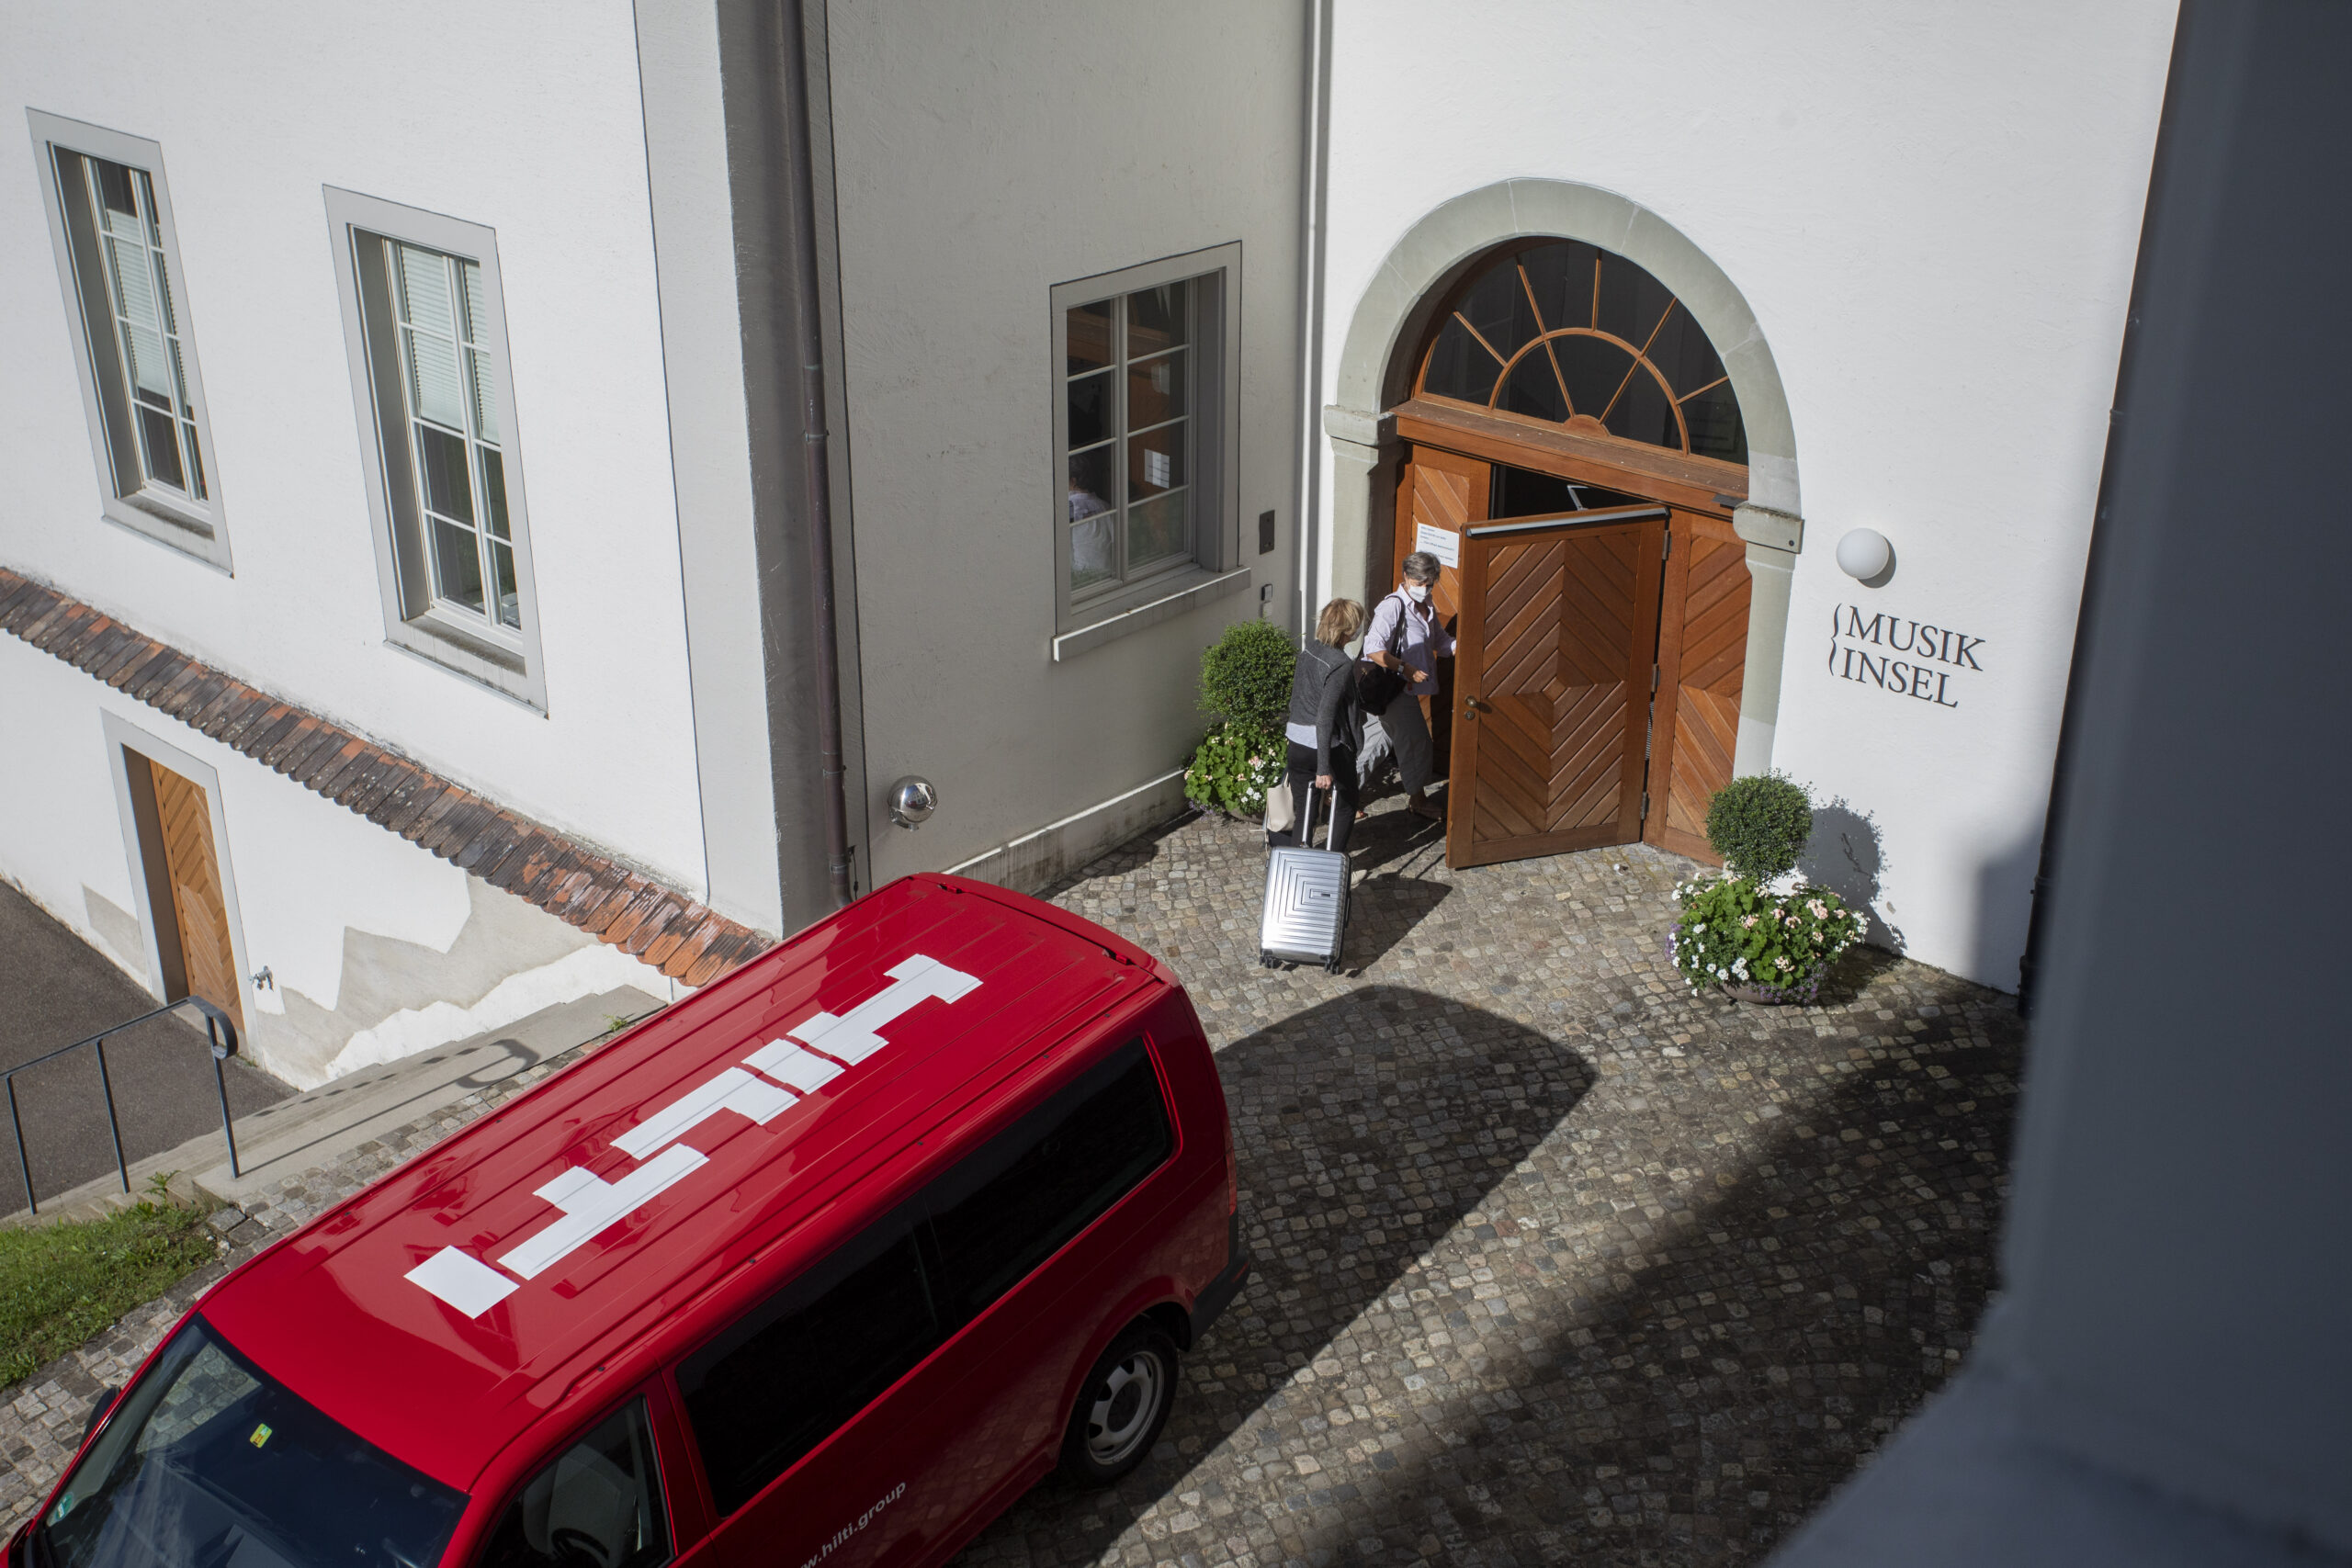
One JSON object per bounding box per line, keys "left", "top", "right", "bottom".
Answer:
{"left": 1061, "top": 1320, "right": 1179, "bottom": 1485}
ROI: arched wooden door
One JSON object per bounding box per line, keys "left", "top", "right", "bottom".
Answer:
{"left": 1389, "top": 441, "right": 1750, "bottom": 870}
{"left": 1379, "top": 232, "right": 1758, "bottom": 868}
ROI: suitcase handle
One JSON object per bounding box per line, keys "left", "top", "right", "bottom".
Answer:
{"left": 1296, "top": 778, "right": 1334, "bottom": 847}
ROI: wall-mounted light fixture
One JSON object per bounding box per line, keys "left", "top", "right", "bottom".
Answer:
{"left": 888, "top": 775, "right": 938, "bottom": 829}
{"left": 1836, "top": 527, "right": 1894, "bottom": 586}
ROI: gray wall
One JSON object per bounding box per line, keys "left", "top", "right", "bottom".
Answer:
{"left": 819, "top": 1, "right": 1307, "bottom": 884}
{"left": 1774, "top": 2, "right": 2352, "bottom": 1560}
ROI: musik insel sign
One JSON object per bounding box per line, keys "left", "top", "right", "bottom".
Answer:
{"left": 1826, "top": 604, "right": 1986, "bottom": 709}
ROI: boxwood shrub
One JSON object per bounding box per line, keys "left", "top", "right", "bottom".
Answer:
{"left": 1705, "top": 771, "right": 1814, "bottom": 886}
{"left": 1199, "top": 620, "right": 1296, "bottom": 736}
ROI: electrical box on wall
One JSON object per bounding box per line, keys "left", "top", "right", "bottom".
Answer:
{"left": 1259, "top": 509, "right": 1276, "bottom": 554}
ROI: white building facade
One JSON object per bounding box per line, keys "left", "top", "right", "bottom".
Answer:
{"left": 1303, "top": 1, "right": 2177, "bottom": 988}
{"left": 0, "top": 1, "right": 2174, "bottom": 1092}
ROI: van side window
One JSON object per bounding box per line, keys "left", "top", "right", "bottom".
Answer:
{"left": 477, "top": 1398, "right": 670, "bottom": 1568}
{"left": 925, "top": 1038, "right": 1174, "bottom": 1325}
{"left": 675, "top": 1207, "right": 940, "bottom": 1517}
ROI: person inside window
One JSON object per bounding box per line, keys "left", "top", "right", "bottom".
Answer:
{"left": 1359, "top": 551, "right": 1455, "bottom": 821}
{"left": 1281, "top": 598, "right": 1368, "bottom": 855}
{"left": 1069, "top": 460, "right": 1114, "bottom": 586}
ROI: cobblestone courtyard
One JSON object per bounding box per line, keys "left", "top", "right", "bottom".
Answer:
{"left": 3, "top": 800, "right": 2025, "bottom": 1566}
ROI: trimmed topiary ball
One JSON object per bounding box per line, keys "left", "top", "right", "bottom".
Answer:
{"left": 1199, "top": 619, "right": 1297, "bottom": 735}
{"left": 1705, "top": 772, "right": 1814, "bottom": 886}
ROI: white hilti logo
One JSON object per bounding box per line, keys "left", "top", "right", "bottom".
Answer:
{"left": 405, "top": 955, "right": 980, "bottom": 1318}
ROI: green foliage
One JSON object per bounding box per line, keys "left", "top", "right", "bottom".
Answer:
{"left": 1199, "top": 620, "right": 1297, "bottom": 734}
{"left": 1184, "top": 722, "right": 1286, "bottom": 818}
{"left": 1668, "top": 874, "right": 1862, "bottom": 1004}
{"left": 1, "top": 1201, "right": 219, "bottom": 1388}
{"left": 1704, "top": 771, "right": 1815, "bottom": 885}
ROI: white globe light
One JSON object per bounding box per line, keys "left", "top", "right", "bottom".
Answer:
{"left": 1837, "top": 527, "right": 1892, "bottom": 581}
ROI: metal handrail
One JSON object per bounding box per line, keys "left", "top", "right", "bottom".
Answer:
{"left": 6, "top": 996, "right": 242, "bottom": 1217}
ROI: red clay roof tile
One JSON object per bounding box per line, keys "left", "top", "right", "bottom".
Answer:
{"left": 0, "top": 568, "right": 769, "bottom": 987}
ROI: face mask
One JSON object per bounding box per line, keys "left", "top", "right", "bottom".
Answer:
{"left": 1407, "top": 583, "right": 1430, "bottom": 604}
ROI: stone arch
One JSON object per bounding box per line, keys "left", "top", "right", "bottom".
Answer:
{"left": 1321, "top": 177, "right": 1803, "bottom": 775}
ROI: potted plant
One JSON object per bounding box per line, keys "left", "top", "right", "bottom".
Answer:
{"left": 1183, "top": 620, "right": 1294, "bottom": 818}
{"left": 1668, "top": 772, "right": 1863, "bottom": 1004}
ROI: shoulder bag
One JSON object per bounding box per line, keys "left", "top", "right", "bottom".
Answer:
{"left": 1353, "top": 592, "right": 1411, "bottom": 716}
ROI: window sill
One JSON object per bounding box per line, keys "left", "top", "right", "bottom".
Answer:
{"left": 100, "top": 494, "right": 232, "bottom": 572}
{"left": 384, "top": 614, "right": 546, "bottom": 712}
{"left": 1053, "top": 566, "right": 1251, "bottom": 661}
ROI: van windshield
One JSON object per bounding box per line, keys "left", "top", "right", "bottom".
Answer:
{"left": 33, "top": 1315, "right": 466, "bottom": 1568}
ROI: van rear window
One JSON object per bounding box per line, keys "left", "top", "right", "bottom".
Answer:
{"left": 36, "top": 1316, "right": 464, "bottom": 1568}
{"left": 677, "top": 1038, "right": 1173, "bottom": 1515}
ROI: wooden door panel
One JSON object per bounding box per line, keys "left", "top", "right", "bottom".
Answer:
{"left": 1390, "top": 445, "right": 1484, "bottom": 622}
{"left": 149, "top": 760, "right": 243, "bottom": 1033}
{"left": 1447, "top": 515, "right": 1662, "bottom": 868}
{"left": 1389, "top": 445, "right": 1486, "bottom": 781}
{"left": 1646, "top": 513, "right": 1751, "bottom": 863}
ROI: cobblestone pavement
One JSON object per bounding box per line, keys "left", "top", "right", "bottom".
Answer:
{"left": 2, "top": 800, "right": 2025, "bottom": 1568}
{"left": 961, "top": 802, "right": 2022, "bottom": 1568}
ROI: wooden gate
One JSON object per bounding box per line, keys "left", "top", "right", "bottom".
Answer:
{"left": 148, "top": 759, "right": 243, "bottom": 1034}
{"left": 1446, "top": 507, "right": 1666, "bottom": 867}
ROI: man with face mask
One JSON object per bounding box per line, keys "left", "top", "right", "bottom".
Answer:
{"left": 1359, "top": 551, "right": 1455, "bottom": 821}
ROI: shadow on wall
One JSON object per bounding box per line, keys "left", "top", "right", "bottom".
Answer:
{"left": 958, "top": 983, "right": 2023, "bottom": 1565}
{"left": 1801, "top": 799, "right": 1905, "bottom": 953}
{"left": 1969, "top": 828, "right": 2045, "bottom": 998}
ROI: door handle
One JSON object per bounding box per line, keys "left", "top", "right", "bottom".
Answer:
{"left": 1463, "top": 696, "right": 1488, "bottom": 714}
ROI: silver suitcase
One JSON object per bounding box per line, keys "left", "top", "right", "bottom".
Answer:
{"left": 1260, "top": 786, "right": 1349, "bottom": 972}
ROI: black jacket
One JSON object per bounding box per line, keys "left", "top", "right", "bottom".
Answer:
{"left": 1284, "top": 639, "right": 1363, "bottom": 777}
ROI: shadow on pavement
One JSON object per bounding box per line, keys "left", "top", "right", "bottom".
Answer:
{"left": 1276, "top": 1032, "right": 2018, "bottom": 1566}
{"left": 960, "top": 986, "right": 1596, "bottom": 1560}
{"left": 1344, "top": 875, "right": 1451, "bottom": 973}
{"left": 957, "top": 987, "right": 2019, "bottom": 1567}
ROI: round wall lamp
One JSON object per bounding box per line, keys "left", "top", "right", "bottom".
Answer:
{"left": 888, "top": 774, "right": 939, "bottom": 829}
{"left": 1836, "top": 527, "right": 1895, "bottom": 587}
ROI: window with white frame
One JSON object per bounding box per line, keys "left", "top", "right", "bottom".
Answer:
{"left": 1051, "top": 245, "right": 1241, "bottom": 644}
{"left": 388, "top": 242, "right": 519, "bottom": 629}
{"left": 326, "top": 189, "right": 546, "bottom": 707}
{"left": 30, "top": 111, "right": 228, "bottom": 567}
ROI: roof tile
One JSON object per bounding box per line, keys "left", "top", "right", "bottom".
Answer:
{"left": 0, "top": 567, "right": 766, "bottom": 987}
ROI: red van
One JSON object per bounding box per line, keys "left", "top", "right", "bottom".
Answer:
{"left": 17, "top": 875, "right": 1249, "bottom": 1568}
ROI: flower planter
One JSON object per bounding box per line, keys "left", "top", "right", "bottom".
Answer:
{"left": 1669, "top": 874, "right": 1861, "bottom": 1006}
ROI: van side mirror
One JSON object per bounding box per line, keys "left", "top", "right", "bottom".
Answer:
{"left": 80, "top": 1387, "right": 119, "bottom": 1446}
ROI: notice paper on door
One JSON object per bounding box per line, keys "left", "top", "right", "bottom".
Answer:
{"left": 1414, "top": 523, "right": 1461, "bottom": 569}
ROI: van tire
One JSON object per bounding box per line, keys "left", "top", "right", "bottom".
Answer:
{"left": 1060, "top": 1320, "right": 1179, "bottom": 1485}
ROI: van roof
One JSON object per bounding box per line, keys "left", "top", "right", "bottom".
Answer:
{"left": 201, "top": 876, "right": 1162, "bottom": 1491}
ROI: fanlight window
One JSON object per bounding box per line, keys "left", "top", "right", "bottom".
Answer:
{"left": 1418, "top": 240, "right": 1747, "bottom": 464}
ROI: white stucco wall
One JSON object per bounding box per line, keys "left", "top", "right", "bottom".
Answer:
{"left": 0, "top": 637, "right": 663, "bottom": 1089}
{"left": 1314, "top": 1, "right": 2177, "bottom": 987}
{"left": 821, "top": 0, "right": 1306, "bottom": 885}
{"left": 0, "top": 0, "right": 707, "bottom": 896}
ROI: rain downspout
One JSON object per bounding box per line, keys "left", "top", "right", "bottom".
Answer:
{"left": 777, "top": 0, "right": 854, "bottom": 908}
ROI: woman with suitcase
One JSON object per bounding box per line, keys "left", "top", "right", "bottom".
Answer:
{"left": 1280, "top": 597, "right": 1368, "bottom": 853}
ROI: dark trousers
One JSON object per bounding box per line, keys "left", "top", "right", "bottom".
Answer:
{"left": 1285, "top": 741, "right": 1359, "bottom": 856}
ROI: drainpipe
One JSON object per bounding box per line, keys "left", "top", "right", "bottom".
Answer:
{"left": 775, "top": 0, "right": 855, "bottom": 909}
{"left": 1294, "top": 0, "right": 1333, "bottom": 640}
{"left": 722, "top": 0, "right": 854, "bottom": 918}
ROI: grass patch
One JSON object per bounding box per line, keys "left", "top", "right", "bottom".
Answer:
{"left": 0, "top": 1201, "right": 220, "bottom": 1388}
